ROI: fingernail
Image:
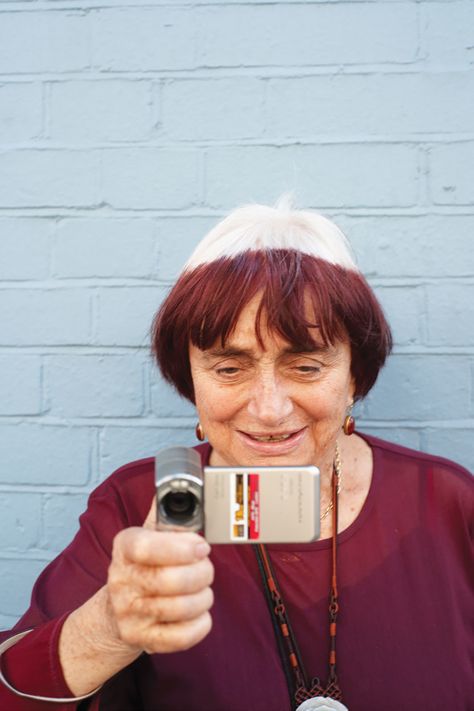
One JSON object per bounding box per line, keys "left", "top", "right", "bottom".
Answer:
{"left": 195, "top": 541, "right": 211, "bottom": 558}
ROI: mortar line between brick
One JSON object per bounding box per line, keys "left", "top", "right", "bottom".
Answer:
{"left": 1, "top": 64, "right": 473, "bottom": 82}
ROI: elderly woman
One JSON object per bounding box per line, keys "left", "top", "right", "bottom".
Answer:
{"left": 0, "top": 201, "right": 472, "bottom": 711}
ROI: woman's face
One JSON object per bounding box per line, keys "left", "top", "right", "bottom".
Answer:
{"left": 189, "top": 295, "right": 355, "bottom": 471}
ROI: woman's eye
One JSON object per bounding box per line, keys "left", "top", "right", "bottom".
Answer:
{"left": 294, "top": 365, "right": 321, "bottom": 375}
{"left": 216, "top": 367, "right": 240, "bottom": 376}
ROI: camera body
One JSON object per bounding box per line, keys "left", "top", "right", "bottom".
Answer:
{"left": 155, "top": 446, "right": 321, "bottom": 544}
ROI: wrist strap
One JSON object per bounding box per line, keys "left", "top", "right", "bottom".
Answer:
{"left": 0, "top": 630, "right": 102, "bottom": 703}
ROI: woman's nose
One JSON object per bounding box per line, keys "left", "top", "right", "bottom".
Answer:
{"left": 247, "top": 374, "right": 293, "bottom": 425}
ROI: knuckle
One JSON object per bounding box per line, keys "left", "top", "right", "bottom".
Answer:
{"left": 111, "top": 540, "right": 123, "bottom": 565}
{"left": 114, "top": 593, "right": 138, "bottom": 620}
{"left": 107, "top": 569, "right": 120, "bottom": 591}
{"left": 128, "top": 610, "right": 213, "bottom": 655}
{"left": 132, "top": 560, "right": 214, "bottom": 600}
{"left": 112, "top": 528, "right": 133, "bottom": 557}
{"left": 129, "top": 595, "right": 151, "bottom": 617}
{"left": 202, "top": 558, "right": 215, "bottom": 585}
{"left": 120, "top": 626, "right": 143, "bottom": 649}
{"left": 151, "top": 567, "right": 174, "bottom": 595}
{"left": 175, "top": 595, "right": 199, "bottom": 621}
{"left": 107, "top": 579, "right": 124, "bottom": 608}
{"left": 192, "top": 558, "right": 214, "bottom": 589}
{"left": 108, "top": 559, "right": 128, "bottom": 585}
{"left": 112, "top": 529, "right": 126, "bottom": 550}
{"left": 129, "top": 534, "right": 148, "bottom": 562}
{"left": 185, "top": 587, "right": 214, "bottom": 618}
{"left": 181, "top": 613, "right": 212, "bottom": 650}
{"left": 109, "top": 594, "right": 126, "bottom": 617}
{"left": 202, "top": 611, "right": 213, "bottom": 635}
{"left": 204, "top": 586, "right": 214, "bottom": 610}
{"left": 143, "top": 625, "right": 174, "bottom": 654}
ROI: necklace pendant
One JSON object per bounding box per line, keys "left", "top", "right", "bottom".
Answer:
{"left": 295, "top": 697, "right": 349, "bottom": 711}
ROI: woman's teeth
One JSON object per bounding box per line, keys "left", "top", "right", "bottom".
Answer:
{"left": 249, "top": 433, "right": 293, "bottom": 442}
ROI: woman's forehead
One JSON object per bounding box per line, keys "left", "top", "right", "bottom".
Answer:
{"left": 194, "top": 316, "right": 346, "bottom": 360}
{"left": 225, "top": 292, "right": 333, "bottom": 345}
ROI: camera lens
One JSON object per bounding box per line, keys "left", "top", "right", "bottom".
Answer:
{"left": 162, "top": 491, "right": 197, "bottom": 522}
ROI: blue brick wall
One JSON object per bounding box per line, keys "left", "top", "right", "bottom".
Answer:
{"left": 0, "top": 0, "right": 473, "bottom": 626}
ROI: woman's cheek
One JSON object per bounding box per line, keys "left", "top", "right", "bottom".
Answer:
{"left": 195, "top": 383, "right": 241, "bottom": 424}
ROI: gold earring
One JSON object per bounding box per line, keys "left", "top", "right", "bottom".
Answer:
{"left": 343, "top": 405, "right": 355, "bottom": 436}
{"left": 195, "top": 423, "right": 205, "bottom": 441}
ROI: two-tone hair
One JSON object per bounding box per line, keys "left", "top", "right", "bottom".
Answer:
{"left": 152, "top": 197, "right": 392, "bottom": 402}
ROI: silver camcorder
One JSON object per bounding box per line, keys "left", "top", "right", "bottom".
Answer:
{"left": 155, "top": 446, "right": 320, "bottom": 544}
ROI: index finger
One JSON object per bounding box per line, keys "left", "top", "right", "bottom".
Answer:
{"left": 114, "top": 528, "right": 211, "bottom": 567}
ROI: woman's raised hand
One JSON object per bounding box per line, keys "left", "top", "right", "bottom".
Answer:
{"left": 59, "top": 500, "right": 214, "bottom": 697}
{"left": 106, "top": 500, "right": 214, "bottom": 655}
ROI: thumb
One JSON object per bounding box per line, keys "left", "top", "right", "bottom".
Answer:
{"left": 143, "top": 496, "right": 157, "bottom": 531}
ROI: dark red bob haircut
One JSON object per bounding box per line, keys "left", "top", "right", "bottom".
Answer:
{"left": 152, "top": 250, "right": 392, "bottom": 403}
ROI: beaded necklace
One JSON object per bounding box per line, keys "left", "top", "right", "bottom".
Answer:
{"left": 254, "top": 458, "right": 348, "bottom": 711}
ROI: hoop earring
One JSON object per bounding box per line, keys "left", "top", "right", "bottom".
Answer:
{"left": 343, "top": 405, "right": 355, "bottom": 436}
{"left": 195, "top": 423, "right": 205, "bottom": 442}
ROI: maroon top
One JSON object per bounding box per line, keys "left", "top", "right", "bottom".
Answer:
{"left": 1, "top": 434, "right": 473, "bottom": 711}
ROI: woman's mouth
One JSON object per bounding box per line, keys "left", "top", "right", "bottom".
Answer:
{"left": 248, "top": 433, "right": 293, "bottom": 442}
{"left": 236, "top": 427, "right": 307, "bottom": 455}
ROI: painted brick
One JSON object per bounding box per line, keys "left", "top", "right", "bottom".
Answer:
{"left": 426, "top": 284, "right": 474, "bottom": 346}
{"left": 205, "top": 144, "right": 418, "bottom": 209}
{"left": 421, "top": 428, "right": 474, "bottom": 473}
{"left": 150, "top": 373, "right": 196, "bottom": 418}
{"left": 0, "top": 559, "right": 47, "bottom": 617}
{"left": 54, "top": 219, "right": 157, "bottom": 278}
{"left": 472, "top": 362, "right": 474, "bottom": 413}
{"left": 45, "top": 355, "right": 144, "bottom": 417}
{"left": 101, "top": 148, "right": 199, "bottom": 209}
{"left": 362, "top": 355, "right": 472, "bottom": 421}
{"left": 182, "top": 0, "right": 408, "bottom": 3}
{"left": 1, "top": 0, "right": 473, "bottom": 622}
{"left": 370, "top": 286, "right": 423, "bottom": 346}
{"left": 0, "top": 424, "right": 91, "bottom": 486}
{"left": 0, "top": 11, "right": 89, "bottom": 74}
{"left": 429, "top": 143, "right": 474, "bottom": 205}
{"left": 0, "top": 493, "right": 42, "bottom": 553}
{"left": 162, "top": 78, "right": 264, "bottom": 140}
{"left": 91, "top": 7, "right": 196, "bottom": 71}
{"left": 338, "top": 215, "right": 474, "bottom": 278}
{"left": 0, "top": 613, "right": 20, "bottom": 630}
{"left": 356, "top": 426, "right": 421, "bottom": 452}
{"left": 100, "top": 426, "right": 195, "bottom": 477}
{"left": 0, "top": 150, "right": 101, "bottom": 208}
{"left": 197, "top": 4, "right": 417, "bottom": 67}
{"left": 0, "top": 289, "right": 90, "bottom": 346}
{"left": 0, "top": 220, "right": 51, "bottom": 280}
{"left": 50, "top": 80, "right": 153, "bottom": 143}
{"left": 0, "top": 83, "right": 42, "bottom": 142}
{"left": 154, "top": 216, "right": 217, "bottom": 279}
{"left": 424, "top": 2, "right": 474, "bottom": 68}
{"left": 266, "top": 73, "right": 474, "bottom": 137}
{"left": 42, "top": 492, "right": 89, "bottom": 552}
{"left": 96, "top": 287, "right": 167, "bottom": 347}
{"left": 0, "top": 355, "right": 41, "bottom": 415}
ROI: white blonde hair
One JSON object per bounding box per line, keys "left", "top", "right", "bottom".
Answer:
{"left": 184, "top": 195, "right": 358, "bottom": 273}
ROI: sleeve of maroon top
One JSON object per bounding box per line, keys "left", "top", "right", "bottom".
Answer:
{"left": 0, "top": 475, "right": 136, "bottom": 710}
{"left": 0, "top": 617, "right": 77, "bottom": 710}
